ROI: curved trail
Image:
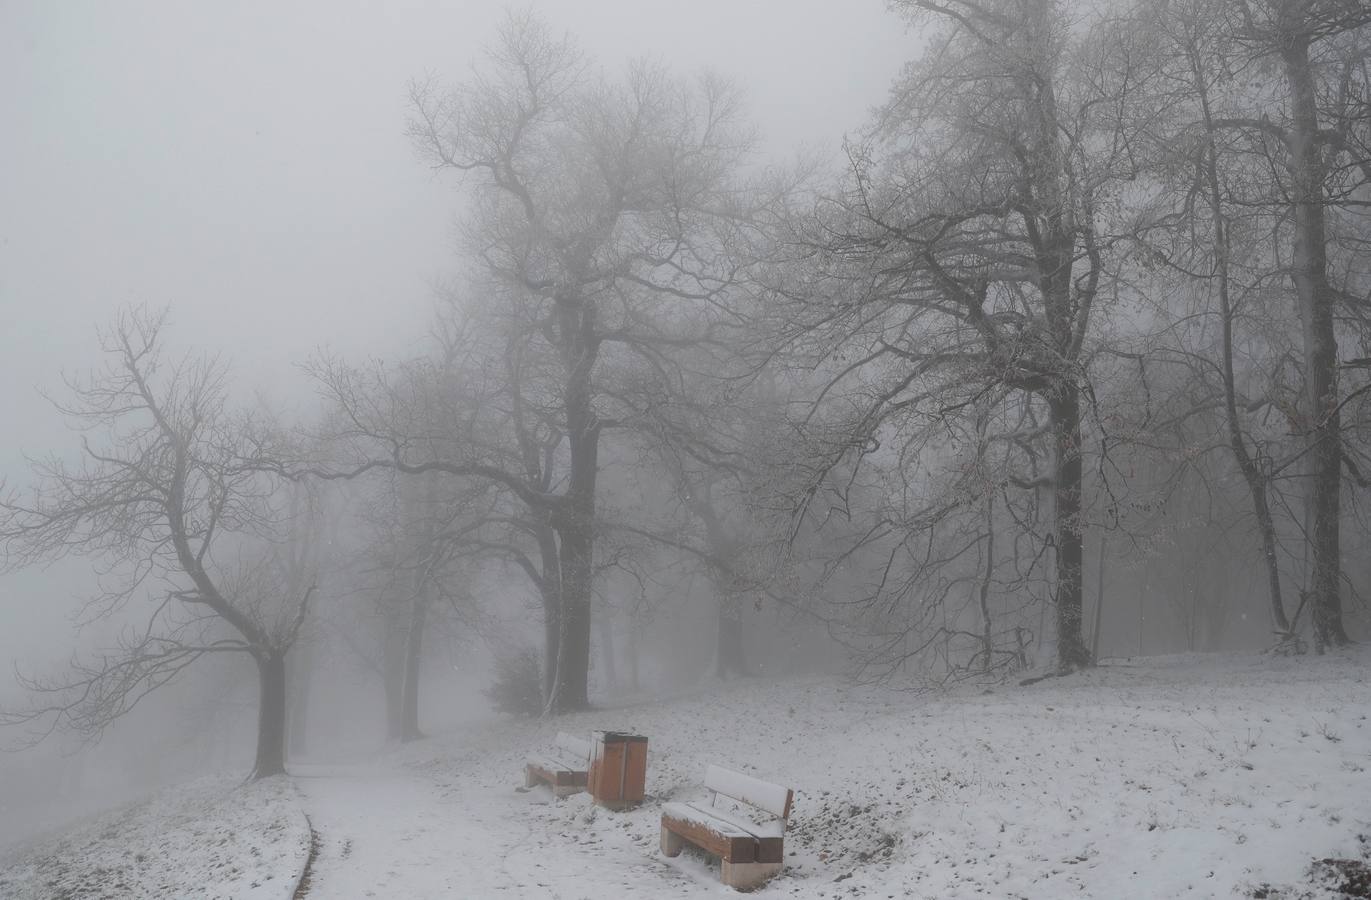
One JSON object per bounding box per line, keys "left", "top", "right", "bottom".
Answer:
{"left": 289, "top": 763, "right": 701, "bottom": 898}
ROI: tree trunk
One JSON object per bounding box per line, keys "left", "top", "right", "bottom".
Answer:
{"left": 714, "top": 592, "right": 747, "bottom": 679}
{"left": 1189, "top": 40, "right": 1292, "bottom": 638}
{"left": 286, "top": 642, "right": 313, "bottom": 758}
{"left": 552, "top": 519, "right": 594, "bottom": 712}
{"left": 383, "top": 616, "right": 405, "bottom": 741}
{"left": 692, "top": 489, "right": 748, "bottom": 680}
{"left": 400, "top": 588, "right": 428, "bottom": 742}
{"left": 596, "top": 600, "right": 618, "bottom": 690}
{"left": 537, "top": 523, "right": 562, "bottom": 704}
{"left": 1050, "top": 386, "right": 1092, "bottom": 671}
{"left": 978, "top": 493, "right": 995, "bottom": 675}
{"left": 549, "top": 484, "right": 595, "bottom": 711}
{"left": 547, "top": 296, "right": 599, "bottom": 714}
{"left": 626, "top": 618, "right": 641, "bottom": 692}
{"left": 1091, "top": 531, "right": 1106, "bottom": 660}
{"left": 253, "top": 650, "right": 288, "bottom": 779}
{"left": 1281, "top": 28, "right": 1347, "bottom": 652}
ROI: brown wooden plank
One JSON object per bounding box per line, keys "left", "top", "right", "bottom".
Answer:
{"left": 755, "top": 836, "right": 785, "bottom": 864}
{"left": 553, "top": 770, "right": 587, "bottom": 788}
{"left": 588, "top": 740, "right": 624, "bottom": 801}
{"left": 661, "top": 814, "right": 757, "bottom": 863}
{"left": 621, "top": 738, "right": 647, "bottom": 804}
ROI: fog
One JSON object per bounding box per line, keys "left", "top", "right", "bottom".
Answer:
{"left": 2, "top": 1, "right": 1369, "bottom": 893}
{"left": 0, "top": 0, "right": 910, "bottom": 846}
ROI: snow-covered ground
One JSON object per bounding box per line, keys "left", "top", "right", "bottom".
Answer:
{"left": 3, "top": 650, "right": 1368, "bottom": 898}
{"left": 0, "top": 776, "right": 309, "bottom": 900}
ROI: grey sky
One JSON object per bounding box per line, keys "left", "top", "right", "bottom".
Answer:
{"left": 0, "top": 1, "right": 910, "bottom": 672}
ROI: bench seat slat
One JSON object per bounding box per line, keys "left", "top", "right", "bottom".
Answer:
{"left": 524, "top": 753, "right": 582, "bottom": 773}
{"left": 661, "top": 801, "right": 755, "bottom": 837}
{"left": 520, "top": 746, "right": 586, "bottom": 779}
{"left": 690, "top": 801, "right": 785, "bottom": 838}
{"left": 661, "top": 803, "right": 757, "bottom": 863}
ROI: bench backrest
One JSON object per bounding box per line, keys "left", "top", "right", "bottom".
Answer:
{"left": 704, "top": 764, "right": 793, "bottom": 822}
{"left": 555, "top": 731, "right": 593, "bottom": 765}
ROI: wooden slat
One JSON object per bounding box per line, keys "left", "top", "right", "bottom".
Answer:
{"left": 525, "top": 763, "right": 587, "bottom": 788}
{"left": 661, "top": 813, "right": 757, "bottom": 863}
{"left": 555, "top": 732, "right": 593, "bottom": 763}
{"left": 703, "top": 765, "right": 792, "bottom": 819}
{"left": 755, "top": 836, "right": 784, "bottom": 864}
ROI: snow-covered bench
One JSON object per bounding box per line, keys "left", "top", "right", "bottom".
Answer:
{"left": 524, "top": 732, "right": 593, "bottom": 797}
{"left": 660, "top": 764, "right": 794, "bottom": 891}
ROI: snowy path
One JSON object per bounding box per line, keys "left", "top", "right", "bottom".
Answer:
{"left": 291, "top": 763, "right": 713, "bottom": 898}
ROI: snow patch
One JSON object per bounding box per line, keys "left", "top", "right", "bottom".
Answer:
{"left": 0, "top": 776, "right": 308, "bottom": 900}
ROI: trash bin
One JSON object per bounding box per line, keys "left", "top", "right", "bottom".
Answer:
{"left": 587, "top": 731, "right": 647, "bottom": 810}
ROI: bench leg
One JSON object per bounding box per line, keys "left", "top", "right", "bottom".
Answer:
{"left": 660, "top": 825, "right": 685, "bottom": 858}
{"left": 524, "top": 766, "right": 541, "bottom": 789}
{"left": 553, "top": 784, "right": 584, "bottom": 798}
{"left": 721, "top": 860, "right": 782, "bottom": 891}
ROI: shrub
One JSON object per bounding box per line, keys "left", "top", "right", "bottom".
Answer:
{"left": 485, "top": 645, "right": 544, "bottom": 717}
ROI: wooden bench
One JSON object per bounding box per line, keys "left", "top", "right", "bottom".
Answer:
{"left": 524, "top": 732, "right": 593, "bottom": 798}
{"left": 660, "top": 765, "right": 794, "bottom": 890}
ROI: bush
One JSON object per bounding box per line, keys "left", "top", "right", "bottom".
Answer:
{"left": 485, "top": 645, "right": 544, "bottom": 717}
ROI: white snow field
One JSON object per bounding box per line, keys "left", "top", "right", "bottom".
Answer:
{"left": 0, "top": 776, "right": 309, "bottom": 899}
{"left": 3, "top": 649, "right": 1369, "bottom": 899}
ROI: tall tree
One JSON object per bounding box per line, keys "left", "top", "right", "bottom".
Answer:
{"left": 770, "top": 0, "right": 1143, "bottom": 673}
{"left": 1220, "top": 0, "right": 1369, "bottom": 649}
{"left": 1129, "top": 0, "right": 1371, "bottom": 650}
{"left": 336, "top": 11, "right": 759, "bottom": 711}
{"left": 0, "top": 308, "right": 313, "bottom": 778}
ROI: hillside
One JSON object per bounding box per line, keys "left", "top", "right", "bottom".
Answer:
{"left": 3, "top": 649, "right": 1369, "bottom": 899}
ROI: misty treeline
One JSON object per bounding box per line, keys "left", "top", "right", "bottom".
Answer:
{"left": 3, "top": 0, "right": 1369, "bottom": 779}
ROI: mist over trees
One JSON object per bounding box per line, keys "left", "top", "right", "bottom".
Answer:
{"left": 2, "top": 1, "right": 1368, "bottom": 781}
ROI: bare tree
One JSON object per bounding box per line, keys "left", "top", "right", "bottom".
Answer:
{"left": 302, "top": 11, "right": 759, "bottom": 712}
{"left": 0, "top": 308, "right": 312, "bottom": 778}
{"left": 1122, "top": 0, "right": 1371, "bottom": 650}
{"left": 766, "top": 0, "right": 1148, "bottom": 673}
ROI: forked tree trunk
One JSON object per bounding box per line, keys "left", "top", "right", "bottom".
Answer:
{"left": 253, "top": 650, "right": 288, "bottom": 779}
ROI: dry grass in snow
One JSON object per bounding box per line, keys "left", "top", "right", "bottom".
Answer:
{"left": 0, "top": 776, "right": 309, "bottom": 900}
{"left": 3, "top": 649, "right": 1368, "bottom": 899}
{"left": 395, "top": 648, "right": 1370, "bottom": 898}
